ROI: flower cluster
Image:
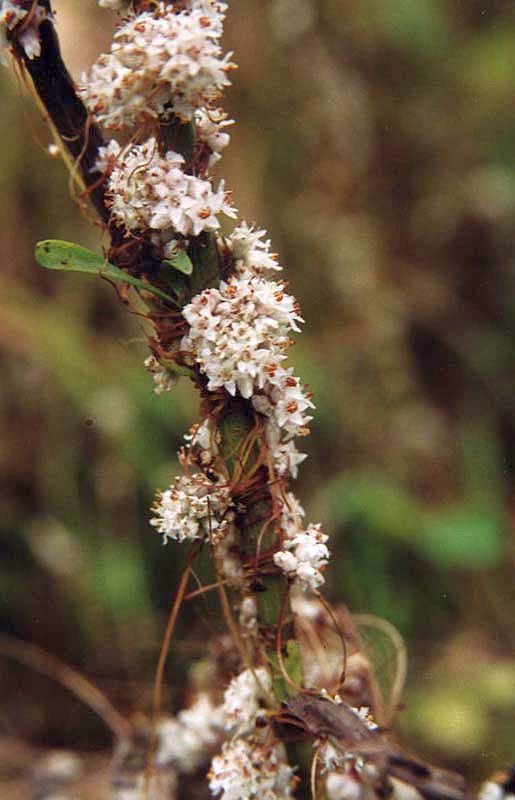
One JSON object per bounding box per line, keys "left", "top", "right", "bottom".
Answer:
{"left": 220, "top": 667, "right": 271, "bottom": 735}
{"left": 81, "top": 1, "right": 234, "bottom": 128}
{"left": 150, "top": 472, "right": 231, "bottom": 544}
{"left": 157, "top": 693, "right": 224, "bottom": 774}
{"left": 274, "top": 496, "right": 330, "bottom": 591}
{"left": 228, "top": 222, "right": 282, "bottom": 276}
{"left": 1, "top": 1, "right": 51, "bottom": 62}
{"left": 184, "top": 417, "right": 221, "bottom": 467}
{"left": 252, "top": 367, "right": 314, "bottom": 440}
{"left": 181, "top": 269, "right": 313, "bottom": 474}
{"left": 99, "top": 138, "right": 236, "bottom": 237}
{"left": 144, "top": 355, "right": 177, "bottom": 395}
{"left": 195, "top": 107, "right": 233, "bottom": 168}
{"left": 209, "top": 739, "right": 297, "bottom": 800}
{"left": 181, "top": 272, "right": 303, "bottom": 395}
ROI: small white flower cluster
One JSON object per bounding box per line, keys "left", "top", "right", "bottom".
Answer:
{"left": 144, "top": 355, "right": 177, "bottom": 394}
{"left": 274, "top": 495, "right": 330, "bottom": 591}
{"left": 252, "top": 369, "right": 314, "bottom": 439}
{"left": 220, "top": 667, "right": 271, "bottom": 735}
{"left": 184, "top": 417, "right": 220, "bottom": 467}
{"left": 181, "top": 222, "right": 313, "bottom": 478}
{"left": 157, "top": 693, "right": 224, "bottom": 774}
{"left": 181, "top": 272, "right": 303, "bottom": 396}
{"left": 228, "top": 222, "right": 282, "bottom": 275}
{"left": 150, "top": 472, "right": 231, "bottom": 543}
{"left": 81, "top": 1, "right": 233, "bottom": 128}
{"left": 98, "top": 137, "right": 236, "bottom": 237}
{"left": 0, "top": 1, "right": 51, "bottom": 62}
{"left": 195, "top": 107, "right": 233, "bottom": 168}
{"left": 181, "top": 266, "right": 313, "bottom": 477}
{"left": 209, "top": 738, "right": 296, "bottom": 800}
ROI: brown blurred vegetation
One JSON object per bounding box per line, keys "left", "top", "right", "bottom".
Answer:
{"left": 1, "top": 0, "right": 515, "bottom": 794}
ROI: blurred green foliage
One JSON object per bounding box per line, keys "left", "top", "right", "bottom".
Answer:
{"left": 0, "top": 0, "right": 514, "bottom": 784}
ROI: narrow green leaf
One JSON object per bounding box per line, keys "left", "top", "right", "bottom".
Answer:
{"left": 35, "top": 240, "right": 176, "bottom": 304}
{"left": 162, "top": 250, "right": 194, "bottom": 276}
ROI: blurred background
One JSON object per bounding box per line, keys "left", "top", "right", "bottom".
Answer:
{"left": 1, "top": 0, "right": 515, "bottom": 794}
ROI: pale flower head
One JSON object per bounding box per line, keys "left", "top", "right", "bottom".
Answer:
{"left": 104, "top": 137, "right": 236, "bottom": 237}
{"left": 150, "top": 472, "right": 231, "bottom": 544}
{"left": 274, "top": 518, "right": 330, "bottom": 591}
{"left": 209, "top": 738, "right": 297, "bottom": 800}
{"left": 80, "top": 2, "right": 235, "bottom": 128}
{"left": 144, "top": 355, "right": 177, "bottom": 395}
{"left": 181, "top": 272, "right": 303, "bottom": 402}
{"left": 220, "top": 667, "right": 271, "bottom": 734}
{"left": 228, "top": 222, "right": 282, "bottom": 275}
{"left": 157, "top": 693, "right": 224, "bottom": 773}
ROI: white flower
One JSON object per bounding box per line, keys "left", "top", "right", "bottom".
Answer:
{"left": 144, "top": 355, "right": 177, "bottom": 395}
{"left": 184, "top": 418, "right": 221, "bottom": 466}
{"left": 150, "top": 472, "right": 231, "bottom": 543}
{"left": 1, "top": 1, "right": 51, "bottom": 62}
{"left": 228, "top": 222, "right": 282, "bottom": 275}
{"left": 266, "top": 426, "right": 307, "bottom": 479}
{"left": 181, "top": 272, "right": 303, "bottom": 399}
{"left": 253, "top": 367, "right": 314, "bottom": 441}
{"left": 157, "top": 693, "right": 224, "bottom": 773}
{"left": 274, "top": 519, "right": 330, "bottom": 591}
{"left": 104, "top": 137, "right": 236, "bottom": 236}
{"left": 80, "top": 2, "right": 235, "bottom": 128}
{"left": 195, "top": 107, "right": 233, "bottom": 167}
{"left": 94, "top": 138, "right": 121, "bottom": 173}
{"left": 209, "top": 738, "right": 296, "bottom": 800}
{"left": 221, "top": 667, "right": 271, "bottom": 734}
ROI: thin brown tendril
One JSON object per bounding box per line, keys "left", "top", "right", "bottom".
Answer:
{"left": 0, "top": 634, "right": 129, "bottom": 741}
{"left": 310, "top": 744, "right": 322, "bottom": 800}
{"left": 144, "top": 539, "right": 202, "bottom": 799}
{"left": 314, "top": 591, "right": 348, "bottom": 695}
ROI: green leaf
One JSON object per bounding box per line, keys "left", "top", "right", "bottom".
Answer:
{"left": 35, "top": 240, "right": 176, "bottom": 304}
{"left": 418, "top": 506, "right": 504, "bottom": 569}
{"left": 162, "top": 250, "right": 194, "bottom": 276}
